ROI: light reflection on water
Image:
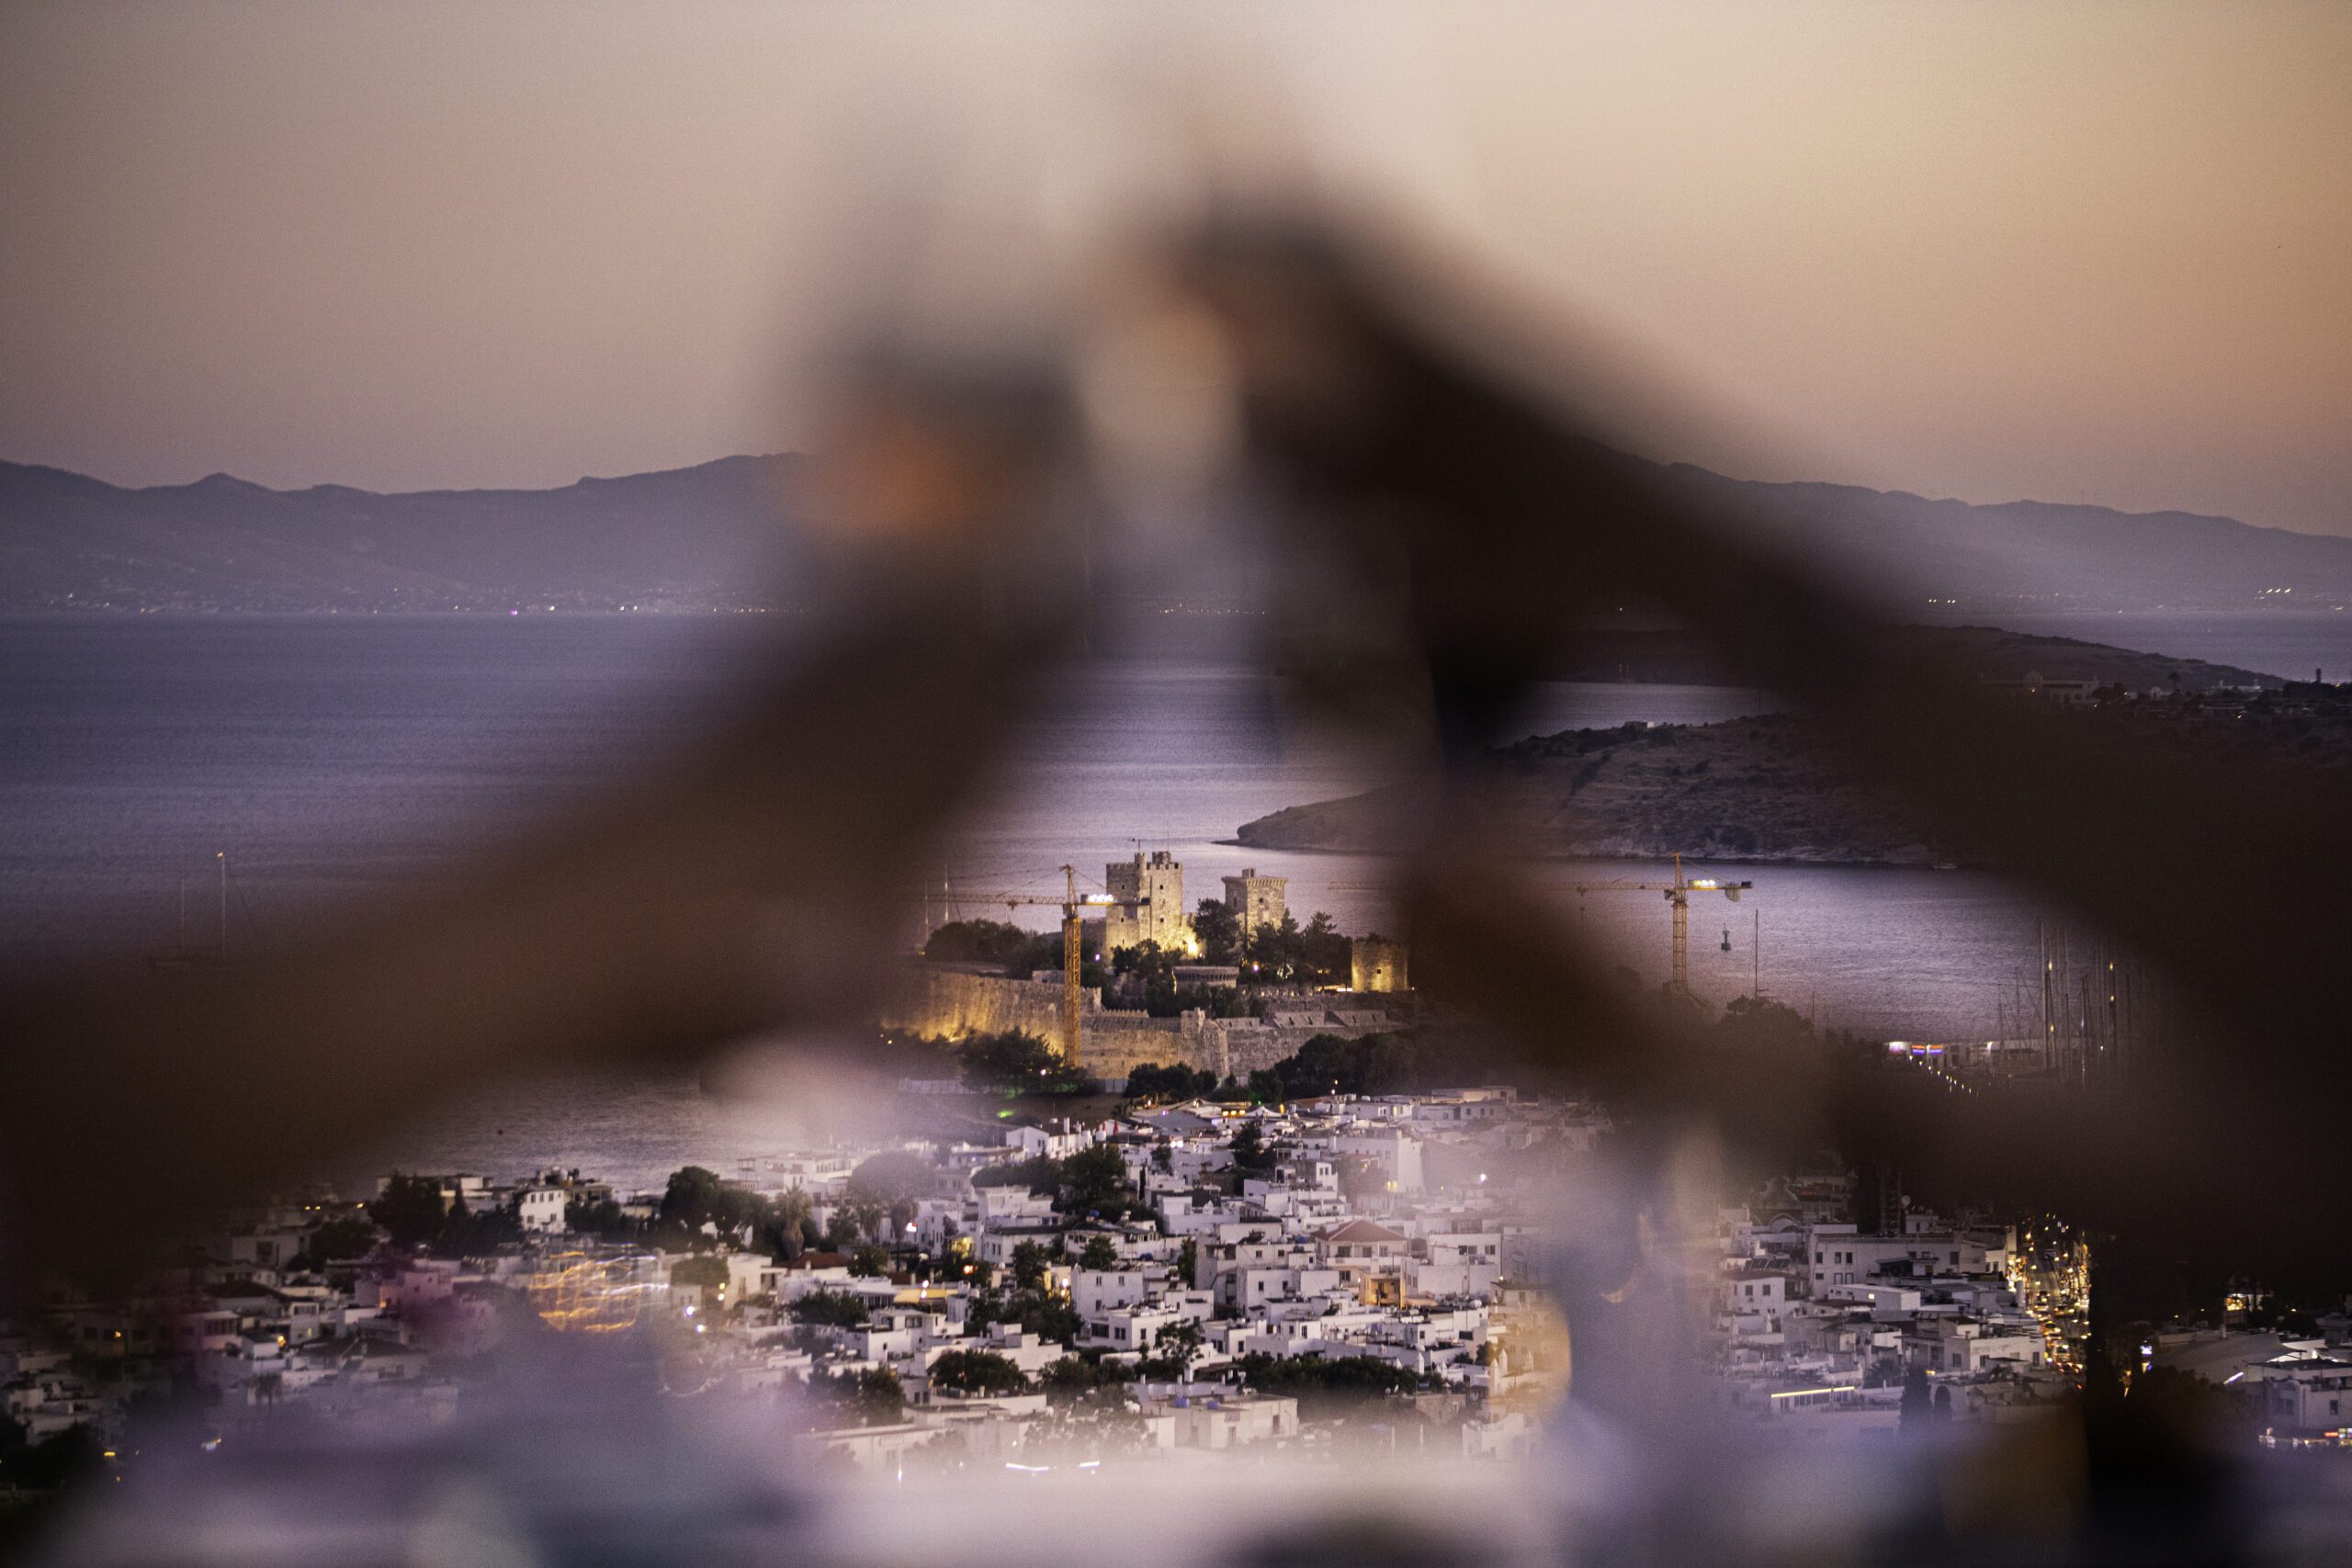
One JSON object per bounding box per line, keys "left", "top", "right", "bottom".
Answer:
{"left": 1, "top": 615, "right": 2078, "bottom": 1181}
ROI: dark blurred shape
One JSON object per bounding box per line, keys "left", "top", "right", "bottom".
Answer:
{"left": 7, "top": 215, "right": 2348, "bottom": 1566}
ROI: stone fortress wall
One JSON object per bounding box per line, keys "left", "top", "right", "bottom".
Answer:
{"left": 881, "top": 964, "right": 1402, "bottom": 1083}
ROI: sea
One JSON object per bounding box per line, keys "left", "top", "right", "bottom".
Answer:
{"left": 6, "top": 610, "right": 2343, "bottom": 1190}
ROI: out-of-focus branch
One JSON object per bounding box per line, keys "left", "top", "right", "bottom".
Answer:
{"left": 0, "top": 368, "right": 1078, "bottom": 1290}
{"left": 1174, "top": 221, "right": 2352, "bottom": 1279}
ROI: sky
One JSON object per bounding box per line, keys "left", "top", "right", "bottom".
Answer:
{"left": 1, "top": 1, "right": 2346, "bottom": 536}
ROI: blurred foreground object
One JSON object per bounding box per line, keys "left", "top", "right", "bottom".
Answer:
{"left": 9, "top": 161, "right": 2352, "bottom": 1568}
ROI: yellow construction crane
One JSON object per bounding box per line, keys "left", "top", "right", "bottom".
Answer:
{"left": 983, "top": 866, "right": 1117, "bottom": 1065}
{"left": 1573, "top": 853, "right": 1752, "bottom": 1005}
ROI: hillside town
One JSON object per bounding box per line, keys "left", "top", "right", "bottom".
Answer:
{"left": 19, "top": 1043, "right": 2352, "bottom": 1522}
{"left": 13, "top": 848, "right": 2352, "bottom": 1513}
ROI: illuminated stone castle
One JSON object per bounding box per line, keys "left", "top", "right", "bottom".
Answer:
{"left": 1104, "top": 850, "right": 1193, "bottom": 954}
{"left": 1351, "top": 935, "right": 1409, "bottom": 993}
{"left": 1220, "top": 866, "right": 1289, "bottom": 937}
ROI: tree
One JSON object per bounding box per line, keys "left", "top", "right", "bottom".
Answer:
{"left": 567, "top": 1196, "right": 632, "bottom": 1238}
{"left": 1236, "top": 1352, "right": 1418, "bottom": 1412}
{"left": 659, "top": 1166, "right": 760, "bottom": 1235}
{"left": 824, "top": 1210, "right": 863, "bottom": 1251}
{"left": 1229, "top": 1122, "right": 1277, "bottom": 1174}
{"left": 1151, "top": 1140, "right": 1174, "bottom": 1174}
{"left": 789, "top": 1289, "right": 869, "bottom": 1327}
{"left": 1242, "top": 911, "right": 1303, "bottom": 981}
{"left": 956, "top": 1031, "right": 1085, "bottom": 1094}
{"left": 803, "top": 1367, "right": 902, "bottom": 1427}
{"left": 433, "top": 1193, "right": 521, "bottom": 1258}
{"left": 1013, "top": 1292, "right": 1081, "bottom": 1344}
{"left": 368, "top": 1174, "right": 447, "bottom": 1249}
{"left": 847, "top": 1151, "right": 937, "bottom": 1211}
{"left": 849, "top": 1243, "right": 892, "bottom": 1278}
{"left": 1039, "top": 1354, "right": 1129, "bottom": 1410}
{"left": 929, "top": 1348, "right": 1029, "bottom": 1397}
{"left": 1138, "top": 1318, "right": 1204, "bottom": 1381}
{"left": 671, "top": 1253, "right": 729, "bottom": 1296}
{"left": 972, "top": 1154, "right": 1062, "bottom": 1193}
{"left": 1299, "top": 912, "right": 1351, "bottom": 985}
{"left": 1245, "top": 1069, "right": 1285, "bottom": 1105}
{"left": 758, "top": 1189, "right": 814, "bottom": 1259}
{"left": 1076, "top": 1235, "right": 1121, "bottom": 1271}
{"left": 1279, "top": 1032, "right": 1365, "bottom": 1098}
{"left": 1178, "top": 1238, "right": 1198, "bottom": 1288}
{"left": 922, "top": 919, "right": 1035, "bottom": 967}
{"left": 1012, "top": 1239, "right": 1053, "bottom": 1292}
{"left": 1124, "top": 1063, "right": 1190, "bottom": 1102}
{"left": 1193, "top": 898, "right": 1241, "bottom": 964}
{"left": 301, "top": 1214, "right": 380, "bottom": 1264}
{"left": 1061, "top": 1144, "right": 1133, "bottom": 1217}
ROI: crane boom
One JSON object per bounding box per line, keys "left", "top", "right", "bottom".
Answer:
{"left": 1571, "top": 853, "right": 1753, "bottom": 1004}
{"left": 975, "top": 865, "right": 1114, "bottom": 1066}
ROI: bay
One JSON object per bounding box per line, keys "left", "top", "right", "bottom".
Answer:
{"left": 0, "top": 614, "right": 2211, "bottom": 1186}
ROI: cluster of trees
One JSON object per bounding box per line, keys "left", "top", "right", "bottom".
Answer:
{"left": 1038, "top": 1352, "right": 1132, "bottom": 1411}
{"left": 368, "top": 1175, "right": 521, "bottom": 1258}
{"left": 928, "top": 1348, "right": 1028, "bottom": 1397}
{"left": 1228, "top": 1121, "right": 1282, "bottom": 1176}
{"left": 789, "top": 1288, "right": 873, "bottom": 1328}
{"left": 577, "top": 1156, "right": 950, "bottom": 1266}
{"left": 1250, "top": 1031, "right": 1454, "bottom": 1101}
{"left": 955, "top": 1031, "right": 1088, "bottom": 1095}
{"left": 1129, "top": 1032, "right": 1477, "bottom": 1110}
{"left": 639, "top": 1166, "right": 830, "bottom": 1258}
{"left": 293, "top": 1213, "right": 382, "bottom": 1269}
{"left": 969, "top": 1143, "right": 1140, "bottom": 1220}
{"left": 1191, "top": 903, "right": 1351, "bottom": 986}
{"left": 1109, "top": 941, "right": 1255, "bottom": 1020}
{"left": 967, "top": 1245, "right": 1082, "bottom": 1344}
{"left": 923, "top": 919, "right": 1109, "bottom": 987}
{"left": 1122, "top": 1062, "right": 1224, "bottom": 1102}
{"left": 1233, "top": 1351, "right": 1423, "bottom": 1411}
{"left": 802, "top": 1366, "right": 904, "bottom": 1427}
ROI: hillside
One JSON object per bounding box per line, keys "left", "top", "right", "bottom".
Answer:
{"left": 1654, "top": 464, "right": 2352, "bottom": 611}
{"left": 0, "top": 456, "right": 808, "bottom": 612}
{"left": 1234, "top": 628, "right": 2288, "bottom": 865}
{"left": 1238, "top": 712, "right": 1951, "bottom": 865}
{"left": 5, "top": 450, "right": 2350, "bottom": 614}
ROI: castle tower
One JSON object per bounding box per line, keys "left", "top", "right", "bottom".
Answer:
{"left": 1104, "top": 850, "right": 1191, "bottom": 954}
{"left": 1350, "top": 935, "right": 1409, "bottom": 993}
{"left": 1220, "top": 866, "right": 1289, "bottom": 937}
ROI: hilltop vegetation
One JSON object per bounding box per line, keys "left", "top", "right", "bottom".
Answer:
{"left": 1240, "top": 684, "right": 2352, "bottom": 867}
{"left": 1239, "top": 711, "right": 1958, "bottom": 865}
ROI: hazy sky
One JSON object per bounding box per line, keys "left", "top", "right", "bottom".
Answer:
{"left": 3, "top": 2, "right": 2346, "bottom": 535}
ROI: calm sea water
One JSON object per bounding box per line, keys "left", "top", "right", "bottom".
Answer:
{"left": 5, "top": 611, "right": 2302, "bottom": 1187}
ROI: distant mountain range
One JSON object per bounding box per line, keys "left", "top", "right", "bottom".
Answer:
{"left": 3, "top": 451, "right": 2347, "bottom": 614}
{"left": 0, "top": 455, "right": 807, "bottom": 613}
{"left": 1657, "top": 466, "right": 2352, "bottom": 613}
